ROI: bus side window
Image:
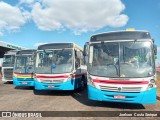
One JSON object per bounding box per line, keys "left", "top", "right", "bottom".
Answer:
{"left": 75, "top": 51, "right": 80, "bottom": 69}
{"left": 80, "top": 57, "right": 84, "bottom": 65}
{"left": 79, "top": 51, "right": 84, "bottom": 65}
{"left": 12, "top": 56, "right": 15, "bottom": 64}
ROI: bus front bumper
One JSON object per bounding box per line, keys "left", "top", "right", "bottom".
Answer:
{"left": 13, "top": 78, "right": 35, "bottom": 87}
{"left": 2, "top": 78, "right": 13, "bottom": 82}
{"left": 88, "top": 85, "right": 156, "bottom": 104}
{"left": 34, "top": 78, "right": 82, "bottom": 90}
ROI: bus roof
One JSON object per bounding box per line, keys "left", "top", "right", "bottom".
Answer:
{"left": 90, "top": 30, "right": 152, "bottom": 42}
{"left": 16, "top": 49, "right": 36, "bottom": 55}
{"left": 38, "top": 42, "right": 83, "bottom": 51}
{"left": 4, "top": 50, "right": 18, "bottom": 55}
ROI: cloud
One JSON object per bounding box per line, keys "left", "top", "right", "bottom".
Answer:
{"left": 0, "top": 32, "right": 3, "bottom": 36}
{"left": 18, "top": 0, "right": 35, "bottom": 5}
{"left": 0, "top": 1, "right": 28, "bottom": 32}
{"left": 0, "top": 0, "right": 129, "bottom": 35}
{"left": 31, "top": 0, "right": 129, "bottom": 34}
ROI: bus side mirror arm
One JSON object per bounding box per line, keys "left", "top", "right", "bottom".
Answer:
{"left": 83, "top": 45, "right": 86, "bottom": 56}
{"left": 83, "top": 44, "right": 88, "bottom": 56}
{"left": 83, "top": 51, "right": 86, "bottom": 56}
{"left": 154, "top": 44, "right": 157, "bottom": 55}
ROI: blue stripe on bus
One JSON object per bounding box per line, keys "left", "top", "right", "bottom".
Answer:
{"left": 13, "top": 78, "right": 35, "bottom": 87}
{"left": 34, "top": 77, "right": 82, "bottom": 90}
{"left": 88, "top": 85, "right": 156, "bottom": 104}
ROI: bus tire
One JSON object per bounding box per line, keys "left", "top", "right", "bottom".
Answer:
{"left": 33, "top": 89, "right": 41, "bottom": 95}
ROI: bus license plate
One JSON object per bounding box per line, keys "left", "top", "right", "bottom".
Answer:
{"left": 22, "top": 82, "right": 28, "bottom": 85}
{"left": 48, "top": 85, "right": 54, "bottom": 88}
{"left": 114, "top": 95, "right": 126, "bottom": 99}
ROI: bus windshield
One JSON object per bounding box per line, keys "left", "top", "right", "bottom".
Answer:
{"left": 35, "top": 49, "right": 73, "bottom": 74}
{"left": 2, "top": 55, "right": 15, "bottom": 67}
{"left": 14, "top": 55, "right": 34, "bottom": 73}
{"left": 88, "top": 41, "right": 154, "bottom": 78}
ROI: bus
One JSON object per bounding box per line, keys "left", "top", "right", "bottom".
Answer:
{"left": 84, "top": 30, "right": 157, "bottom": 104}
{"left": 2, "top": 50, "right": 17, "bottom": 82}
{"left": 34, "top": 43, "right": 86, "bottom": 91}
{"left": 13, "top": 49, "right": 36, "bottom": 87}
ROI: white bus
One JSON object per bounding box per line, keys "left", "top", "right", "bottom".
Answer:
{"left": 84, "top": 30, "right": 157, "bottom": 104}
{"left": 2, "top": 50, "right": 17, "bottom": 82}
{"left": 34, "top": 43, "right": 87, "bottom": 91}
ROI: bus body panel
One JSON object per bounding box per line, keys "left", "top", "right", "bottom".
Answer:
{"left": 13, "top": 73, "right": 34, "bottom": 87}
{"left": 35, "top": 77, "right": 82, "bottom": 90}
{"left": 34, "top": 73, "right": 86, "bottom": 90}
{"left": 13, "top": 77, "right": 34, "bottom": 87}
{"left": 88, "top": 85, "right": 156, "bottom": 104}
{"left": 87, "top": 75, "right": 156, "bottom": 104}
{"left": 2, "top": 67, "right": 14, "bottom": 81}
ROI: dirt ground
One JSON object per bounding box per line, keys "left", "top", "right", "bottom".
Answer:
{"left": 156, "top": 72, "right": 160, "bottom": 96}
{"left": 0, "top": 73, "right": 159, "bottom": 120}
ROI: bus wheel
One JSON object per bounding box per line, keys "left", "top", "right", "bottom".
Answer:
{"left": 33, "top": 89, "right": 41, "bottom": 95}
{"left": 7, "top": 81, "right": 13, "bottom": 84}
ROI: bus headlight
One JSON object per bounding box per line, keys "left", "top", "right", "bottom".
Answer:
{"left": 87, "top": 76, "right": 95, "bottom": 87}
{"left": 33, "top": 74, "right": 36, "bottom": 79}
{"left": 148, "top": 84, "right": 153, "bottom": 89}
{"left": 34, "top": 77, "right": 41, "bottom": 82}
{"left": 66, "top": 74, "right": 72, "bottom": 81}
{"left": 150, "top": 79, "right": 155, "bottom": 83}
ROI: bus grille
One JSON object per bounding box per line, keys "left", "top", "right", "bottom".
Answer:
{"left": 99, "top": 85, "right": 142, "bottom": 92}
{"left": 3, "top": 68, "right": 13, "bottom": 80}
{"left": 40, "top": 79, "right": 64, "bottom": 83}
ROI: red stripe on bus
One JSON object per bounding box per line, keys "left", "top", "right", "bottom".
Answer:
{"left": 93, "top": 79, "right": 149, "bottom": 84}
{"left": 72, "top": 74, "right": 82, "bottom": 78}
{"left": 36, "top": 75, "right": 68, "bottom": 79}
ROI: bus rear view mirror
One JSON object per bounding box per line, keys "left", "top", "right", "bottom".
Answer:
{"left": 154, "top": 44, "right": 157, "bottom": 55}
{"left": 83, "top": 45, "right": 87, "bottom": 56}
{"left": 83, "top": 42, "right": 89, "bottom": 56}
